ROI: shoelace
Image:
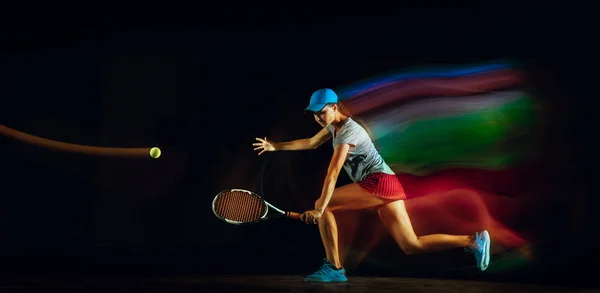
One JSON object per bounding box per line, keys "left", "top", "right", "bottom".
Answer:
{"left": 309, "top": 259, "right": 343, "bottom": 277}
{"left": 311, "top": 264, "right": 338, "bottom": 277}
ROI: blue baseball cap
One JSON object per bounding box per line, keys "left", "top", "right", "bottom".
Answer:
{"left": 305, "top": 88, "right": 339, "bottom": 112}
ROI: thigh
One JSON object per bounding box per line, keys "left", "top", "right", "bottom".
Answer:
{"left": 327, "top": 183, "right": 393, "bottom": 212}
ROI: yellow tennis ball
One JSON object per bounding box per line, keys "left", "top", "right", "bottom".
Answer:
{"left": 149, "top": 147, "right": 161, "bottom": 159}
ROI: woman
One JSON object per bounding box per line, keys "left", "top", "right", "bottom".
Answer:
{"left": 253, "top": 88, "right": 491, "bottom": 282}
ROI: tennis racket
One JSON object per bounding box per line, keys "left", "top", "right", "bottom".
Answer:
{"left": 212, "top": 188, "right": 302, "bottom": 225}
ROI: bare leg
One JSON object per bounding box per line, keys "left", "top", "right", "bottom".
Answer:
{"left": 318, "top": 210, "right": 341, "bottom": 267}
{"left": 378, "top": 200, "right": 473, "bottom": 254}
{"left": 406, "top": 189, "right": 527, "bottom": 251}
{"left": 316, "top": 183, "right": 393, "bottom": 268}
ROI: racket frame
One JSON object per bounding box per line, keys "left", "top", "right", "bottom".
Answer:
{"left": 211, "top": 188, "right": 290, "bottom": 225}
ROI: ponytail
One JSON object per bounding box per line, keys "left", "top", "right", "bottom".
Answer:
{"left": 337, "top": 101, "right": 374, "bottom": 140}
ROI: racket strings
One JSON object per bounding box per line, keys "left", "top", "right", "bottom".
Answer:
{"left": 213, "top": 191, "right": 266, "bottom": 223}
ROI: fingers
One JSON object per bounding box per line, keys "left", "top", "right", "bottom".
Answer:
{"left": 312, "top": 215, "right": 319, "bottom": 224}
{"left": 254, "top": 144, "right": 266, "bottom": 155}
{"left": 254, "top": 137, "right": 267, "bottom": 155}
{"left": 254, "top": 147, "right": 265, "bottom": 155}
{"left": 300, "top": 212, "right": 319, "bottom": 224}
{"left": 305, "top": 216, "right": 313, "bottom": 224}
{"left": 301, "top": 212, "right": 310, "bottom": 224}
{"left": 253, "top": 138, "right": 264, "bottom": 154}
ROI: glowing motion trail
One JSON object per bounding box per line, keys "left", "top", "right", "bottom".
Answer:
{"left": 335, "top": 60, "right": 539, "bottom": 175}
{"left": 324, "top": 61, "right": 543, "bottom": 271}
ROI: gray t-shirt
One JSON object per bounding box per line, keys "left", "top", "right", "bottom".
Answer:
{"left": 326, "top": 118, "right": 395, "bottom": 183}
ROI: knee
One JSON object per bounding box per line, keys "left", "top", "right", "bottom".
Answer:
{"left": 399, "top": 240, "right": 423, "bottom": 255}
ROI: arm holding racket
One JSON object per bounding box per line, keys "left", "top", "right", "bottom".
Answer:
{"left": 301, "top": 143, "right": 350, "bottom": 224}
{"left": 253, "top": 128, "right": 332, "bottom": 155}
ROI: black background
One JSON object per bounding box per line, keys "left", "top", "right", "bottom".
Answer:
{"left": 0, "top": 6, "right": 596, "bottom": 287}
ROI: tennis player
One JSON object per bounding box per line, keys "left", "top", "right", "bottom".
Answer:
{"left": 253, "top": 88, "right": 491, "bottom": 282}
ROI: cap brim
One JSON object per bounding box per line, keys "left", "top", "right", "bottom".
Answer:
{"left": 305, "top": 103, "right": 327, "bottom": 112}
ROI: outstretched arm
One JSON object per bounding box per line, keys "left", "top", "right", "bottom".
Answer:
{"left": 274, "top": 127, "right": 332, "bottom": 151}
{"left": 254, "top": 127, "right": 331, "bottom": 155}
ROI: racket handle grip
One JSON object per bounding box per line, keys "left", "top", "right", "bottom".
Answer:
{"left": 286, "top": 212, "right": 302, "bottom": 220}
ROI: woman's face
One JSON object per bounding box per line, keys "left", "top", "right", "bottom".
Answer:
{"left": 313, "top": 104, "right": 337, "bottom": 127}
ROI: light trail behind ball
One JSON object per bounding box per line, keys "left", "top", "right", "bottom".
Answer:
{"left": 0, "top": 124, "right": 162, "bottom": 159}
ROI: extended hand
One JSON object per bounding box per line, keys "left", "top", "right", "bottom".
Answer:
{"left": 253, "top": 137, "right": 275, "bottom": 155}
{"left": 300, "top": 209, "right": 323, "bottom": 224}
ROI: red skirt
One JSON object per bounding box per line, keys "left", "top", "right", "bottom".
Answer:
{"left": 358, "top": 172, "right": 406, "bottom": 200}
